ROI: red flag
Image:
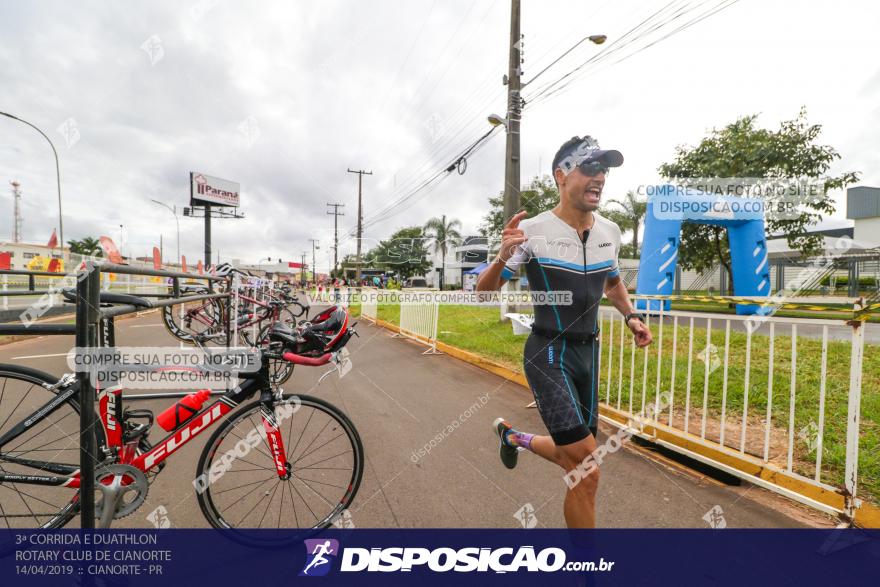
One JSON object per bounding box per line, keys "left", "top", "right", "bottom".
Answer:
{"left": 0, "top": 252, "right": 10, "bottom": 270}
{"left": 47, "top": 258, "right": 61, "bottom": 273}
{"left": 152, "top": 247, "right": 162, "bottom": 270}
{"left": 47, "top": 229, "right": 58, "bottom": 249}
{"left": 99, "top": 236, "right": 125, "bottom": 264}
{"left": 197, "top": 260, "right": 204, "bottom": 275}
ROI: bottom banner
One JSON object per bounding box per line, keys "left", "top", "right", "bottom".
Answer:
{"left": 0, "top": 528, "right": 875, "bottom": 586}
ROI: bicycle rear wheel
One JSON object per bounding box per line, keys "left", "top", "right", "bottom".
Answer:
{"left": 0, "top": 366, "right": 90, "bottom": 529}
{"left": 162, "top": 298, "right": 225, "bottom": 344}
{"left": 195, "top": 394, "right": 363, "bottom": 542}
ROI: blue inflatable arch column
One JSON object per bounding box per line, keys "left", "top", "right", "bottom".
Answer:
{"left": 634, "top": 187, "right": 771, "bottom": 315}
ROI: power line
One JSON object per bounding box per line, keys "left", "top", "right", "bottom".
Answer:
{"left": 525, "top": 0, "right": 739, "bottom": 108}
{"left": 352, "top": 126, "right": 501, "bottom": 234}
{"left": 346, "top": 1, "right": 728, "bottom": 248}
{"left": 525, "top": 0, "right": 693, "bottom": 103}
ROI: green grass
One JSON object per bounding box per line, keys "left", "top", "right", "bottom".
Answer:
{"left": 360, "top": 302, "right": 880, "bottom": 504}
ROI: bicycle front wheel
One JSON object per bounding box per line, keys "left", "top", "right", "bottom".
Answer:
{"left": 195, "top": 394, "right": 363, "bottom": 540}
{"left": 0, "top": 365, "right": 91, "bottom": 529}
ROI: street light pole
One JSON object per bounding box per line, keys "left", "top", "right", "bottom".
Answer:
{"left": 309, "top": 239, "right": 320, "bottom": 283}
{"left": 150, "top": 200, "right": 180, "bottom": 266}
{"left": 0, "top": 111, "right": 64, "bottom": 256}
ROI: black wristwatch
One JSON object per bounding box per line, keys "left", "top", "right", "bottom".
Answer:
{"left": 624, "top": 312, "right": 645, "bottom": 326}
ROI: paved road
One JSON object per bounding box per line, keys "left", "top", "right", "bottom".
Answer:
{"left": 0, "top": 310, "right": 829, "bottom": 529}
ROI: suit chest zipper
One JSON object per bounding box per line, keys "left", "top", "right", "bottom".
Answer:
{"left": 582, "top": 232, "right": 589, "bottom": 332}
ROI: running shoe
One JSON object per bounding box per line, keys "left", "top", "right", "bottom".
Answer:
{"left": 493, "top": 417, "right": 519, "bottom": 470}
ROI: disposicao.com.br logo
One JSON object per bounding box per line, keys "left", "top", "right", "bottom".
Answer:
{"left": 300, "top": 539, "right": 340, "bottom": 576}
{"left": 300, "top": 541, "right": 614, "bottom": 575}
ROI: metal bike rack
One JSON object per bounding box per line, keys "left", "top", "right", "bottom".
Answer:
{"left": 0, "top": 261, "right": 230, "bottom": 529}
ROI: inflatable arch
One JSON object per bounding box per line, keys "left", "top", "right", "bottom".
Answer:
{"left": 634, "top": 187, "right": 771, "bottom": 315}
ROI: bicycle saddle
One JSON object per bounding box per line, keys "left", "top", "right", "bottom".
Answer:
{"left": 60, "top": 288, "right": 153, "bottom": 308}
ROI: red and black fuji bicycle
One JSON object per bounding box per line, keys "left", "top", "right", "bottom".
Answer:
{"left": 0, "top": 295, "right": 362, "bottom": 540}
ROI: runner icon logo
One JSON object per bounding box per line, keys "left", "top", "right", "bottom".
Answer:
{"left": 300, "top": 539, "right": 340, "bottom": 576}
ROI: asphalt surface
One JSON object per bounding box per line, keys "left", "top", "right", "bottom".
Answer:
{"left": 0, "top": 310, "right": 824, "bottom": 529}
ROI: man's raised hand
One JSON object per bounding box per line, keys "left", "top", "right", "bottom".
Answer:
{"left": 498, "top": 211, "right": 528, "bottom": 263}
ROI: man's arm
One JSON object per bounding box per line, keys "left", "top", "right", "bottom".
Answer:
{"left": 476, "top": 258, "right": 509, "bottom": 291}
{"left": 477, "top": 210, "right": 528, "bottom": 292}
{"left": 603, "top": 275, "right": 634, "bottom": 316}
{"left": 604, "top": 275, "right": 652, "bottom": 347}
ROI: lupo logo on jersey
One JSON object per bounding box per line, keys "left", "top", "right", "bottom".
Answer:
{"left": 300, "top": 539, "right": 340, "bottom": 577}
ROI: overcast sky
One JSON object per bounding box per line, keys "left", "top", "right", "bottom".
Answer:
{"left": 1, "top": 0, "right": 878, "bottom": 272}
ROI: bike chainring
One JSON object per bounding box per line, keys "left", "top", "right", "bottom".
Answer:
{"left": 94, "top": 463, "right": 150, "bottom": 521}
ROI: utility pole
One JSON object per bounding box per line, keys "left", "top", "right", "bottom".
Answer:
{"left": 326, "top": 203, "right": 345, "bottom": 277}
{"left": 346, "top": 168, "right": 372, "bottom": 282}
{"left": 10, "top": 181, "right": 22, "bottom": 243}
{"left": 309, "top": 239, "right": 320, "bottom": 283}
{"left": 300, "top": 251, "right": 308, "bottom": 286}
{"left": 503, "top": 0, "right": 522, "bottom": 228}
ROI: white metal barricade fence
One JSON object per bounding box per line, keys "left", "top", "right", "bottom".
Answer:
{"left": 595, "top": 295, "right": 871, "bottom": 524}
{"left": 395, "top": 294, "right": 441, "bottom": 355}
{"left": 360, "top": 288, "right": 378, "bottom": 322}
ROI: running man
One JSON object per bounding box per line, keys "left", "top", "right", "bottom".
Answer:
{"left": 477, "top": 135, "right": 653, "bottom": 528}
{"left": 302, "top": 540, "right": 335, "bottom": 575}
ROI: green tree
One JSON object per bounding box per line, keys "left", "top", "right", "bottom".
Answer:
{"left": 481, "top": 175, "right": 559, "bottom": 240}
{"left": 423, "top": 215, "right": 462, "bottom": 289}
{"left": 658, "top": 109, "right": 859, "bottom": 287}
{"left": 365, "top": 226, "right": 432, "bottom": 280}
{"left": 605, "top": 190, "right": 646, "bottom": 253}
{"left": 67, "top": 237, "right": 103, "bottom": 256}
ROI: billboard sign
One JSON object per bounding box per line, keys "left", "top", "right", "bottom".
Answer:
{"left": 190, "top": 172, "right": 240, "bottom": 207}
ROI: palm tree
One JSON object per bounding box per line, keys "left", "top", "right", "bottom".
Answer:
{"left": 607, "top": 191, "right": 647, "bottom": 252}
{"left": 67, "top": 236, "right": 103, "bottom": 256}
{"left": 423, "top": 214, "right": 462, "bottom": 289}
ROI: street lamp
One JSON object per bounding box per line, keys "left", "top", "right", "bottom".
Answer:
{"left": 521, "top": 33, "right": 608, "bottom": 88}
{"left": 487, "top": 113, "right": 508, "bottom": 128}
{"left": 150, "top": 200, "right": 180, "bottom": 267}
{"left": 0, "top": 111, "right": 64, "bottom": 257}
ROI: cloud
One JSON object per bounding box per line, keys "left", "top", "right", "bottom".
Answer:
{"left": 1, "top": 0, "right": 878, "bottom": 275}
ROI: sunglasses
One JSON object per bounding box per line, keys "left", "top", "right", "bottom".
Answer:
{"left": 578, "top": 161, "right": 609, "bottom": 176}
